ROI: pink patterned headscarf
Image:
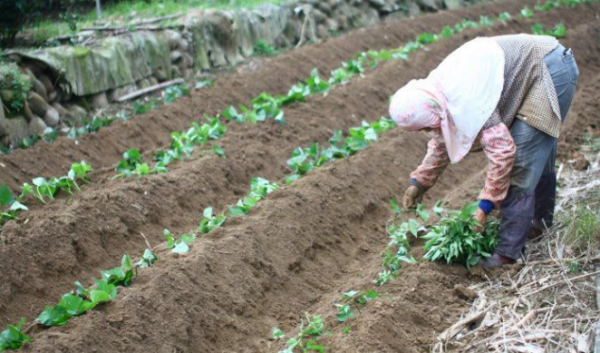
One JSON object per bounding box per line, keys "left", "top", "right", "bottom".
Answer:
{"left": 388, "top": 38, "right": 506, "bottom": 164}
{"left": 389, "top": 79, "right": 447, "bottom": 132}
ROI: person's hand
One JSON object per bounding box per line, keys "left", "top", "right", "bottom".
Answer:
{"left": 403, "top": 185, "right": 424, "bottom": 209}
{"left": 473, "top": 207, "right": 487, "bottom": 233}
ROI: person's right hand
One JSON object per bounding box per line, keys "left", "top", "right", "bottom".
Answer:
{"left": 403, "top": 185, "right": 424, "bottom": 209}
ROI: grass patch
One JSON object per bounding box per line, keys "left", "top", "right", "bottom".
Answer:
{"left": 25, "top": 0, "right": 283, "bottom": 44}
{"left": 559, "top": 205, "right": 600, "bottom": 255}
{"left": 253, "top": 39, "right": 277, "bottom": 56}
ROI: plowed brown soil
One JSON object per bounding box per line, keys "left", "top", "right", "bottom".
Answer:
{"left": 1, "top": 0, "right": 599, "bottom": 352}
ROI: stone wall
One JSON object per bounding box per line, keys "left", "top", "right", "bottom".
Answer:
{"left": 0, "top": 0, "right": 472, "bottom": 147}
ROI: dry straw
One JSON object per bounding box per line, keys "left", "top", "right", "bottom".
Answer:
{"left": 432, "top": 151, "right": 600, "bottom": 353}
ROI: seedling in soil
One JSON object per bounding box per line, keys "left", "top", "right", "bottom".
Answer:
{"left": 498, "top": 12, "right": 512, "bottom": 23}
{"left": 0, "top": 184, "right": 28, "bottom": 228}
{"left": 277, "top": 314, "right": 327, "bottom": 353}
{"left": 68, "top": 161, "right": 93, "bottom": 184}
{"left": 0, "top": 318, "right": 32, "bottom": 351}
{"left": 100, "top": 255, "right": 135, "bottom": 287}
{"left": 194, "top": 79, "right": 213, "bottom": 90}
{"left": 417, "top": 32, "right": 438, "bottom": 45}
{"left": 229, "top": 178, "right": 280, "bottom": 216}
{"left": 132, "top": 98, "right": 160, "bottom": 115}
{"left": 439, "top": 26, "right": 455, "bottom": 39}
{"left": 36, "top": 277, "right": 117, "bottom": 328}
{"left": 163, "top": 85, "right": 190, "bottom": 104}
{"left": 164, "top": 229, "right": 196, "bottom": 254}
{"left": 115, "top": 148, "right": 144, "bottom": 178}
{"left": 454, "top": 19, "right": 480, "bottom": 32}
{"left": 335, "top": 290, "right": 379, "bottom": 323}
{"left": 198, "top": 207, "right": 226, "bottom": 234}
{"left": 531, "top": 23, "right": 567, "bottom": 38}
{"left": 422, "top": 202, "right": 499, "bottom": 269}
{"left": 479, "top": 15, "right": 495, "bottom": 27}
{"left": 137, "top": 249, "right": 159, "bottom": 268}
{"left": 251, "top": 93, "right": 285, "bottom": 124}
{"left": 519, "top": 6, "right": 535, "bottom": 18}
{"left": 305, "top": 69, "right": 330, "bottom": 94}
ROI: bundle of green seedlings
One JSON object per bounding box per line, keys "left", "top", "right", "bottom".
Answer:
{"left": 272, "top": 314, "right": 328, "bottom": 353}
{"left": 0, "top": 161, "right": 93, "bottom": 229}
{"left": 379, "top": 200, "right": 500, "bottom": 280}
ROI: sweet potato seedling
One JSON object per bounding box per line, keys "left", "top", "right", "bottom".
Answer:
{"left": 198, "top": 207, "right": 226, "bottom": 234}
{"left": 276, "top": 314, "right": 327, "bottom": 353}
{"left": 137, "top": 249, "right": 159, "bottom": 268}
{"left": 335, "top": 290, "right": 379, "bottom": 323}
{"left": 229, "top": 178, "right": 280, "bottom": 216}
{"left": 100, "top": 255, "right": 134, "bottom": 286}
{"left": 0, "top": 319, "right": 31, "bottom": 351}
{"left": 164, "top": 229, "right": 196, "bottom": 254}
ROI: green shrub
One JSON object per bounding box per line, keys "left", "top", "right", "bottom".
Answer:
{"left": 253, "top": 39, "right": 276, "bottom": 57}
{"left": 0, "top": 63, "right": 32, "bottom": 116}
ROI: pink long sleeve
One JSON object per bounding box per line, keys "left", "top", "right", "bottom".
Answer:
{"left": 477, "top": 123, "right": 517, "bottom": 205}
{"left": 410, "top": 137, "right": 450, "bottom": 189}
{"left": 410, "top": 123, "right": 516, "bottom": 205}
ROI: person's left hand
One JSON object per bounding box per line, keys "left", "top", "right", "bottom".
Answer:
{"left": 473, "top": 207, "right": 487, "bottom": 233}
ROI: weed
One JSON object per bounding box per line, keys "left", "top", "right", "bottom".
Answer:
{"left": 163, "top": 85, "right": 190, "bottom": 104}
{"left": 253, "top": 39, "right": 277, "bottom": 56}
{"left": 0, "top": 63, "right": 32, "bottom": 115}
{"left": 560, "top": 206, "right": 600, "bottom": 254}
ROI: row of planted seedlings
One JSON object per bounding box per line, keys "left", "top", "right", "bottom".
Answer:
{"left": 269, "top": 10, "right": 585, "bottom": 353}
{"left": 0, "top": 0, "right": 571, "bottom": 156}
{"left": 107, "top": 0, "right": 579, "bottom": 184}
{"left": 1, "top": 83, "right": 196, "bottom": 154}
{"left": 0, "top": 0, "right": 587, "bottom": 348}
{"left": 0, "top": 110, "right": 396, "bottom": 351}
{"left": 0, "top": 0, "right": 575, "bottom": 231}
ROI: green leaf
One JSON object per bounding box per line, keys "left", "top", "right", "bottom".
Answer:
{"left": 195, "top": 79, "right": 213, "bottom": 90}
{"left": 9, "top": 201, "right": 27, "bottom": 212}
{"left": 173, "top": 242, "right": 190, "bottom": 254}
{"left": 164, "top": 229, "right": 175, "bottom": 249}
{"left": 0, "top": 184, "right": 15, "bottom": 206}
{"left": 0, "top": 318, "right": 32, "bottom": 350}
{"left": 271, "top": 327, "right": 285, "bottom": 340}
{"left": 416, "top": 203, "right": 430, "bottom": 221}
{"left": 389, "top": 197, "right": 400, "bottom": 214}
{"left": 36, "top": 305, "right": 71, "bottom": 326}
{"left": 212, "top": 144, "right": 226, "bottom": 158}
{"left": 137, "top": 249, "right": 158, "bottom": 268}
{"left": 408, "top": 219, "right": 419, "bottom": 237}
{"left": 433, "top": 200, "right": 444, "bottom": 217}
{"left": 335, "top": 304, "right": 354, "bottom": 323}
{"left": 59, "top": 293, "right": 94, "bottom": 316}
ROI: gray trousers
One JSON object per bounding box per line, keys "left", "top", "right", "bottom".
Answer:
{"left": 495, "top": 44, "right": 579, "bottom": 260}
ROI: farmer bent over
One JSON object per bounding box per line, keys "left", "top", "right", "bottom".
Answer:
{"left": 389, "top": 34, "right": 579, "bottom": 268}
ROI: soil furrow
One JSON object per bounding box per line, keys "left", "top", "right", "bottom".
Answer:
{"left": 0, "top": 1, "right": 598, "bottom": 350}
{"left": 1, "top": 0, "right": 598, "bottom": 331}
{"left": 0, "top": 0, "right": 543, "bottom": 189}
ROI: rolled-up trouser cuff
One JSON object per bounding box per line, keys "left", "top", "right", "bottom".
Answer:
{"left": 495, "top": 192, "right": 535, "bottom": 260}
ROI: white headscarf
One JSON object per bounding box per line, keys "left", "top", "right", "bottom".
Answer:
{"left": 390, "top": 37, "right": 505, "bottom": 163}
